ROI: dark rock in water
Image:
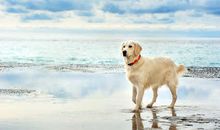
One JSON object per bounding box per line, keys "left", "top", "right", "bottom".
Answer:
{"left": 1, "top": 62, "right": 220, "bottom": 78}
{"left": 185, "top": 66, "right": 220, "bottom": 78}
{"left": 181, "top": 117, "right": 187, "bottom": 121}
{"left": 184, "top": 123, "right": 193, "bottom": 126}
{"left": 161, "top": 114, "right": 220, "bottom": 125}
{"left": 0, "top": 89, "right": 36, "bottom": 95}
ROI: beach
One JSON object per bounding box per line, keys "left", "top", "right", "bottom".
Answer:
{"left": 1, "top": 0, "right": 220, "bottom": 129}
{"left": 0, "top": 71, "right": 220, "bottom": 130}
{"left": 0, "top": 38, "right": 220, "bottom": 130}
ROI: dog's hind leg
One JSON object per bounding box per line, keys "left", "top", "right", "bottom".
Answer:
{"left": 147, "top": 87, "right": 158, "bottom": 108}
{"left": 132, "top": 86, "right": 137, "bottom": 104}
{"left": 167, "top": 84, "right": 177, "bottom": 108}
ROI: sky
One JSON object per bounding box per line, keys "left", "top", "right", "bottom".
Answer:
{"left": 0, "top": 0, "right": 220, "bottom": 38}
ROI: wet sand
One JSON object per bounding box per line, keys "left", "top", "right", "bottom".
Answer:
{"left": 0, "top": 72, "right": 220, "bottom": 130}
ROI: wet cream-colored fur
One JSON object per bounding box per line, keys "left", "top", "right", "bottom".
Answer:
{"left": 121, "top": 41, "right": 186, "bottom": 112}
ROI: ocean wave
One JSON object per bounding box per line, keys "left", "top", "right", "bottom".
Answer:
{"left": 0, "top": 63, "right": 219, "bottom": 78}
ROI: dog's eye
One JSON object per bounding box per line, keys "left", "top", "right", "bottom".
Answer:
{"left": 123, "top": 46, "right": 125, "bottom": 48}
{"left": 128, "top": 45, "right": 132, "bottom": 48}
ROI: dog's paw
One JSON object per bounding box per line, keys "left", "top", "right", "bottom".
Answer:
{"left": 132, "top": 99, "right": 136, "bottom": 104}
{"left": 146, "top": 104, "right": 153, "bottom": 108}
{"left": 131, "top": 109, "right": 141, "bottom": 113}
{"left": 168, "top": 105, "right": 174, "bottom": 109}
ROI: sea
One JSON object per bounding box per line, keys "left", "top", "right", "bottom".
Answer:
{"left": 0, "top": 37, "right": 220, "bottom": 76}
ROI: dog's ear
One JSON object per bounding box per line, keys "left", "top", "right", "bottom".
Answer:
{"left": 134, "top": 42, "right": 142, "bottom": 56}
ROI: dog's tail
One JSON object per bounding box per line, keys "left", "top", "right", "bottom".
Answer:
{"left": 176, "top": 64, "right": 186, "bottom": 76}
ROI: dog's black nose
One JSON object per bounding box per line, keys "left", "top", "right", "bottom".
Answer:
{"left": 123, "top": 51, "right": 127, "bottom": 56}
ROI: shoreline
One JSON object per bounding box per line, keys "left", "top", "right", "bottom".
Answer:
{"left": 0, "top": 63, "right": 220, "bottom": 78}
{"left": 0, "top": 69, "right": 220, "bottom": 129}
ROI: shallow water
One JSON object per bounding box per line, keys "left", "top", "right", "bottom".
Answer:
{"left": 0, "top": 72, "right": 220, "bottom": 130}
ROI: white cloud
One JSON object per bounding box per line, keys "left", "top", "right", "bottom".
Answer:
{"left": 0, "top": 0, "right": 220, "bottom": 37}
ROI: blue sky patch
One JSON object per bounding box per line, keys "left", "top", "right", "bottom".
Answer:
{"left": 22, "top": 13, "right": 53, "bottom": 21}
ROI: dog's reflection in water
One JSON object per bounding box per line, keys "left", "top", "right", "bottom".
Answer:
{"left": 132, "top": 108, "right": 177, "bottom": 130}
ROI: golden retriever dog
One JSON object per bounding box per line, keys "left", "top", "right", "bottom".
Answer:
{"left": 121, "top": 41, "right": 186, "bottom": 112}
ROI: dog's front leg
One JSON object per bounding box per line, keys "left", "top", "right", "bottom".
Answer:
{"left": 147, "top": 87, "right": 158, "bottom": 108}
{"left": 132, "top": 86, "right": 137, "bottom": 104}
{"left": 133, "top": 86, "right": 144, "bottom": 112}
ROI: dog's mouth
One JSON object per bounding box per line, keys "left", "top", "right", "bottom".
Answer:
{"left": 123, "top": 55, "right": 133, "bottom": 60}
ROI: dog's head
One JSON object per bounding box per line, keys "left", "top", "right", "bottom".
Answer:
{"left": 121, "top": 41, "right": 142, "bottom": 58}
